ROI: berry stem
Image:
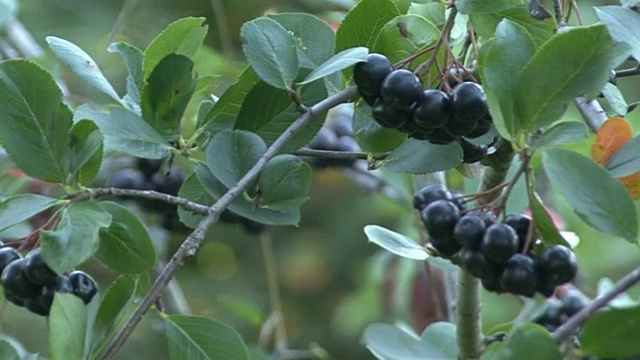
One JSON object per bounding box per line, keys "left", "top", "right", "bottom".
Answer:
{"left": 493, "top": 153, "right": 531, "bottom": 218}
{"left": 99, "top": 86, "right": 360, "bottom": 360}
{"left": 457, "top": 138, "right": 514, "bottom": 360}
{"left": 260, "top": 230, "right": 289, "bottom": 350}
{"left": 414, "top": 5, "right": 458, "bottom": 76}
{"left": 615, "top": 65, "right": 640, "bottom": 79}
{"left": 552, "top": 265, "right": 640, "bottom": 342}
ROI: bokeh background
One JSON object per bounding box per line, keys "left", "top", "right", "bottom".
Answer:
{"left": 1, "top": 0, "right": 640, "bottom": 359}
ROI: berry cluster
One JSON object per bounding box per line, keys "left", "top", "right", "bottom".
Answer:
{"left": 414, "top": 185, "right": 578, "bottom": 297}
{"left": 353, "top": 53, "right": 492, "bottom": 163}
{"left": 534, "top": 289, "right": 589, "bottom": 332}
{"left": 0, "top": 247, "right": 97, "bottom": 316}
{"left": 110, "top": 158, "right": 185, "bottom": 230}
{"left": 306, "top": 107, "right": 360, "bottom": 169}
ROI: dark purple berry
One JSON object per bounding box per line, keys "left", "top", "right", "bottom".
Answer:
{"left": 421, "top": 200, "right": 461, "bottom": 240}
{"left": 68, "top": 271, "right": 98, "bottom": 305}
{"left": 413, "top": 90, "right": 453, "bottom": 130}
{"left": 371, "top": 98, "right": 412, "bottom": 129}
{"left": 459, "top": 247, "right": 495, "bottom": 279}
{"left": 412, "top": 184, "right": 450, "bottom": 210}
{"left": 309, "top": 128, "right": 338, "bottom": 150}
{"left": 451, "top": 82, "right": 488, "bottom": 123}
{"left": 430, "top": 236, "right": 462, "bottom": 257}
{"left": 481, "top": 224, "right": 519, "bottom": 264}
{"left": 424, "top": 127, "right": 458, "bottom": 145}
{"left": 535, "top": 298, "right": 563, "bottom": 326}
{"left": 39, "top": 276, "right": 73, "bottom": 310}
{"left": 158, "top": 171, "right": 184, "bottom": 197}
{"left": 500, "top": 254, "right": 537, "bottom": 297}
{"left": 137, "top": 158, "right": 163, "bottom": 178}
{"left": 380, "top": 69, "right": 423, "bottom": 110}
{"left": 353, "top": 53, "right": 393, "bottom": 97}
{"left": 562, "top": 291, "right": 588, "bottom": 317}
{"left": 504, "top": 213, "right": 532, "bottom": 252}
{"left": 0, "top": 259, "right": 40, "bottom": 299}
{"left": 25, "top": 298, "right": 50, "bottom": 316}
{"left": 538, "top": 245, "right": 577, "bottom": 286}
{"left": 24, "top": 248, "right": 58, "bottom": 287}
{"left": 0, "top": 247, "right": 20, "bottom": 275}
{"left": 453, "top": 215, "right": 485, "bottom": 248}
{"left": 328, "top": 114, "right": 353, "bottom": 138}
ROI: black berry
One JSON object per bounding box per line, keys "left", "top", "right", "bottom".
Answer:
{"left": 504, "top": 213, "right": 532, "bottom": 251}
{"left": 309, "top": 128, "right": 338, "bottom": 150}
{"left": 111, "top": 169, "right": 148, "bottom": 190}
{"left": 453, "top": 214, "right": 485, "bottom": 248}
{"left": 380, "top": 69, "right": 423, "bottom": 110}
{"left": 430, "top": 236, "right": 462, "bottom": 257}
{"left": 371, "top": 98, "right": 411, "bottom": 129}
{"left": 413, "top": 184, "right": 450, "bottom": 210}
{"left": 328, "top": 114, "right": 353, "bottom": 138}
{"left": 158, "top": 171, "right": 184, "bottom": 197}
{"left": 538, "top": 245, "right": 577, "bottom": 286}
{"left": 137, "top": 158, "right": 163, "bottom": 178}
{"left": 39, "top": 276, "right": 73, "bottom": 310}
{"left": 421, "top": 200, "right": 461, "bottom": 240}
{"left": 535, "top": 298, "right": 564, "bottom": 327}
{"left": 562, "top": 290, "right": 588, "bottom": 317}
{"left": 481, "top": 224, "right": 519, "bottom": 264}
{"left": 424, "top": 127, "right": 458, "bottom": 145}
{"left": 459, "top": 247, "right": 495, "bottom": 279}
{"left": 500, "top": 254, "right": 537, "bottom": 297}
{"left": 451, "top": 82, "right": 488, "bottom": 123}
{"left": 0, "top": 259, "right": 40, "bottom": 299}
{"left": 25, "top": 298, "right": 50, "bottom": 316}
{"left": 413, "top": 90, "right": 453, "bottom": 130}
{"left": 24, "top": 248, "right": 58, "bottom": 287}
{"left": 68, "top": 271, "right": 98, "bottom": 304}
{"left": 0, "top": 247, "right": 20, "bottom": 274}
{"left": 458, "top": 138, "right": 488, "bottom": 164}
{"left": 353, "top": 53, "right": 393, "bottom": 97}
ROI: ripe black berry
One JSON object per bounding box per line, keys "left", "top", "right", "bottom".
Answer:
{"left": 466, "top": 114, "right": 493, "bottom": 138}
{"left": 413, "top": 90, "right": 452, "bottom": 130}
{"left": 24, "top": 249, "right": 58, "bottom": 287}
{"left": 1, "top": 259, "right": 40, "bottom": 299}
{"left": 380, "top": 69, "right": 423, "bottom": 110}
{"left": 538, "top": 245, "right": 577, "bottom": 286}
{"left": 459, "top": 247, "right": 494, "bottom": 279}
{"left": 451, "top": 82, "right": 488, "bottom": 123}
{"left": 137, "top": 158, "right": 163, "bottom": 178}
{"left": 536, "top": 277, "right": 557, "bottom": 298}
{"left": 481, "top": 224, "right": 519, "bottom": 264}
{"left": 500, "top": 254, "right": 537, "bottom": 297}
{"left": 430, "top": 236, "right": 461, "bottom": 257}
{"left": 328, "top": 114, "right": 353, "bottom": 138}
{"left": 111, "top": 169, "right": 148, "bottom": 190}
{"left": 68, "top": 271, "right": 98, "bottom": 304}
{"left": 334, "top": 136, "right": 360, "bottom": 167}
{"left": 4, "top": 288, "right": 25, "bottom": 307}
{"left": 562, "top": 290, "right": 588, "bottom": 317}
{"left": 413, "top": 184, "right": 450, "bottom": 210}
{"left": 468, "top": 210, "right": 496, "bottom": 228}
{"left": 535, "top": 298, "right": 564, "bottom": 327}
{"left": 25, "top": 298, "right": 50, "bottom": 316}
{"left": 0, "top": 247, "right": 20, "bottom": 274}
{"left": 371, "top": 98, "right": 411, "bottom": 129}
{"left": 353, "top": 53, "right": 393, "bottom": 97}
{"left": 158, "top": 171, "right": 184, "bottom": 197}
{"left": 481, "top": 269, "right": 504, "bottom": 293}
{"left": 453, "top": 214, "right": 485, "bottom": 248}
{"left": 424, "top": 127, "right": 458, "bottom": 145}
{"left": 448, "top": 191, "right": 466, "bottom": 211}
{"left": 39, "top": 276, "right": 73, "bottom": 310}
{"left": 421, "top": 200, "right": 461, "bottom": 240}
{"left": 309, "top": 128, "right": 338, "bottom": 150}
{"left": 458, "top": 138, "right": 488, "bottom": 164}
{"left": 504, "top": 213, "right": 531, "bottom": 251}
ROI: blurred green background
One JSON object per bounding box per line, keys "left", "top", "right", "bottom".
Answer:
{"left": 1, "top": 0, "right": 640, "bottom": 359}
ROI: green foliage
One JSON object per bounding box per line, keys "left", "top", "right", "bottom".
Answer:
{"left": 595, "top": 6, "right": 640, "bottom": 61}
{"left": 258, "top": 155, "right": 312, "bottom": 211}
{"left": 581, "top": 305, "right": 640, "bottom": 358}
{"left": 362, "top": 322, "right": 457, "bottom": 359}
{"left": 363, "top": 224, "right": 428, "bottom": 261}
{"left": 240, "top": 17, "right": 299, "bottom": 90}
{"left": 483, "top": 324, "right": 561, "bottom": 360}
{"left": 177, "top": 173, "right": 215, "bottom": 228}
{"left": 0, "top": 194, "right": 60, "bottom": 233}
{"left": 470, "top": 5, "right": 555, "bottom": 46}
{"left": 0, "top": 335, "right": 24, "bottom": 360}
{"left": 164, "top": 315, "right": 249, "bottom": 360}
{"left": 96, "top": 201, "right": 156, "bottom": 274}
{"left": 142, "top": 17, "right": 208, "bottom": 77}
{"left": 68, "top": 120, "right": 104, "bottom": 186}
{"left": 373, "top": 14, "right": 440, "bottom": 63}
{"left": 527, "top": 191, "right": 571, "bottom": 247}
{"left": 384, "top": 139, "right": 463, "bottom": 174}
{"left": 353, "top": 102, "right": 406, "bottom": 153}
{"left": 50, "top": 294, "right": 89, "bottom": 360}
{"left": 298, "top": 47, "right": 368, "bottom": 85}
{"left": 542, "top": 148, "right": 638, "bottom": 242}
{"left": 90, "top": 276, "right": 136, "bottom": 357}
{"left": 108, "top": 42, "right": 144, "bottom": 98}
{"left": 604, "top": 134, "right": 640, "bottom": 178}
{"left": 206, "top": 129, "right": 267, "bottom": 189}
{"left": 408, "top": 3, "right": 445, "bottom": 28}
{"left": 530, "top": 121, "right": 589, "bottom": 151}
{"left": 335, "top": 0, "right": 401, "bottom": 52}
{"left": 456, "top": 0, "right": 521, "bottom": 14}
{"left": 601, "top": 83, "right": 629, "bottom": 116}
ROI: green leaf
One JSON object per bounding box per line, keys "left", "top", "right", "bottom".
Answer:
{"left": 50, "top": 293, "right": 88, "bottom": 360}
{"left": 143, "top": 17, "right": 208, "bottom": 76}
{"left": 41, "top": 201, "right": 113, "bottom": 273}
{"left": 604, "top": 135, "right": 640, "bottom": 178}
{"left": 353, "top": 102, "right": 406, "bottom": 153}
{"left": 597, "top": 278, "right": 638, "bottom": 308}
{"left": 528, "top": 191, "right": 571, "bottom": 247}
{"left": 108, "top": 42, "right": 144, "bottom": 92}
{"left": 96, "top": 201, "right": 156, "bottom": 274}
{"left": 530, "top": 121, "right": 589, "bottom": 151}
{"left": 164, "top": 315, "right": 249, "bottom": 360}
{"left": 581, "top": 305, "right": 640, "bottom": 358}
{"left": 68, "top": 120, "right": 104, "bottom": 186}
{"left": 91, "top": 275, "right": 136, "bottom": 356}
{"left": 0, "top": 194, "right": 59, "bottom": 233}
{"left": 515, "top": 25, "right": 630, "bottom": 135}
{"left": 196, "top": 165, "right": 299, "bottom": 226}
{"left": 384, "top": 139, "right": 463, "bottom": 174}
{"left": 480, "top": 19, "right": 535, "bottom": 140}
{"left": 0, "top": 336, "right": 24, "bottom": 360}
{"left": 457, "top": 0, "right": 521, "bottom": 14}
{"left": 46, "top": 36, "right": 122, "bottom": 104}
{"left": 373, "top": 14, "right": 440, "bottom": 63}
{"left": 141, "top": 54, "right": 197, "bottom": 141}
{"left": 601, "top": 82, "right": 629, "bottom": 116}
{"left": 363, "top": 225, "right": 428, "bottom": 261}
{"left": 483, "top": 324, "right": 561, "bottom": 360}
{"left": 267, "top": 13, "right": 336, "bottom": 69}
{"left": 258, "top": 155, "right": 311, "bottom": 211}
{"left": 240, "top": 17, "right": 299, "bottom": 90}
{"left": 408, "top": 3, "right": 446, "bottom": 29}
{"left": 363, "top": 322, "right": 457, "bottom": 360}
{"left": 335, "top": 0, "right": 401, "bottom": 52}
{"left": 234, "top": 77, "right": 328, "bottom": 152}
{"left": 178, "top": 173, "right": 215, "bottom": 228}
{"left": 299, "top": 47, "right": 368, "bottom": 85}
{"left": 205, "top": 130, "right": 266, "bottom": 189}
{"left": 0, "top": 0, "right": 17, "bottom": 28}
{"left": 0, "top": 60, "right": 72, "bottom": 183}
{"left": 470, "top": 6, "right": 555, "bottom": 46}
{"left": 200, "top": 66, "right": 260, "bottom": 133}
{"left": 542, "top": 148, "right": 638, "bottom": 242}
{"left": 75, "top": 105, "right": 172, "bottom": 159}
{"left": 595, "top": 6, "right": 640, "bottom": 61}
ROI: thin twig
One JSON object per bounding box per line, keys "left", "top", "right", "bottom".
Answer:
{"left": 574, "top": 96, "right": 607, "bottom": 132}
{"left": 294, "top": 148, "right": 369, "bottom": 160}
{"left": 552, "top": 265, "right": 640, "bottom": 342}
{"left": 552, "top": 0, "right": 564, "bottom": 25}
{"left": 616, "top": 66, "right": 640, "bottom": 78}
{"left": 260, "top": 230, "right": 288, "bottom": 350}
{"left": 99, "top": 86, "right": 360, "bottom": 360}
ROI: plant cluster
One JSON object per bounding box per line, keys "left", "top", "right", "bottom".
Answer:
{"left": 415, "top": 184, "right": 578, "bottom": 297}
{"left": 353, "top": 53, "right": 492, "bottom": 163}
{"left": 534, "top": 289, "right": 589, "bottom": 332}
{"left": 0, "top": 246, "right": 97, "bottom": 316}
{"left": 305, "top": 107, "right": 360, "bottom": 168}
